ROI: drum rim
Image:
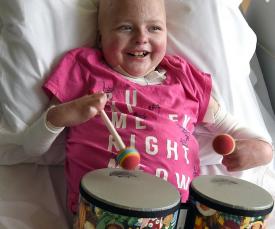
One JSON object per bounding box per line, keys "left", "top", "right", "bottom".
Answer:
{"left": 190, "top": 180, "right": 274, "bottom": 217}
{"left": 79, "top": 184, "right": 181, "bottom": 218}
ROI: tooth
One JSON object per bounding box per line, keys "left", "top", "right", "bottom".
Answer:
{"left": 130, "top": 52, "right": 146, "bottom": 57}
{"left": 135, "top": 52, "right": 143, "bottom": 56}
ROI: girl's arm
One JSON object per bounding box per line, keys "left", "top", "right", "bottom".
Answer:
{"left": 46, "top": 93, "right": 107, "bottom": 127}
{"left": 22, "top": 93, "right": 107, "bottom": 156}
{"left": 202, "top": 96, "right": 273, "bottom": 171}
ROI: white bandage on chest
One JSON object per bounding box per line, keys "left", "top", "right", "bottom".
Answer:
{"left": 202, "top": 105, "right": 272, "bottom": 144}
{"left": 22, "top": 106, "right": 64, "bottom": 156}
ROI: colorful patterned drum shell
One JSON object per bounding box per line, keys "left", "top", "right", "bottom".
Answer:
{"left": 76, "top": 168, "right": 181, "bottom": 229}
{"left": 184, "top": 175, "right": 274, "bottom": 229}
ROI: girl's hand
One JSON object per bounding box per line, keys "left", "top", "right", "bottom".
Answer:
{"left": 222, "top": 139, "right": 273, "bottom": 171}
{"left": 46, "top": 93, "right": 107, "bottom": 127}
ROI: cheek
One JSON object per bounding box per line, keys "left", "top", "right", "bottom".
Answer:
{"left": 104, "top": 42, "right": 120, "bottom": 54}
{"left": 101, "top": 36, "right": 119, "bottom": 53}
{"left": 103, "top": 34, "right": 126, "bottom": 52}
{"left": 102, "top": 39, "right": 123, "bottom": 65}
{"left": 157, "top": 44, "right": 167, "bottom": 55}
{"left": 153, "top": 36, "right": 167, "bottom": 52}
{"left": 153, "top": 39, "right": 167, "bottom": 59}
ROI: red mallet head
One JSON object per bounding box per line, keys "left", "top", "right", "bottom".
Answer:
{"left": 212, "top": 134, "right": 236, "bottom": 156}
{"left": 116, "top": 147, "right": 140, "bottom": 170}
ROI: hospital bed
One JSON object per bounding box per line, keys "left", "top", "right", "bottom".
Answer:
{"left": 0, "top": 0, "right": 275, "bottom": 228}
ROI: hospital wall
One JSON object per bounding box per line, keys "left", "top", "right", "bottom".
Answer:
{"left": 246, "top": 0, "right": 275, "bottom": 113}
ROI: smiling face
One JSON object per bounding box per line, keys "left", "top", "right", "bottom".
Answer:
{"left": 98, "top": 0, "right": 167, "bottom": 78}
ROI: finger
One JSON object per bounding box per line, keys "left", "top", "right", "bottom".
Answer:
{"left": 89, "top": 90, "right": 106, "bottom": 97}
{"left": 94, "top": 92, "right": 107, "bottom": 101}
{"left": 222, "top": 152, "right": 237, "bottom": 161}
{"left": 88, "top": 106, "right": 99, "bottom": 117}
{"left": 222, "top": 160, "right": 238, "bottom": 171}
{"left": 86, "top": 94, "right": 107, "bottom": 114}
{"left": 222, "top": 156, "right": 239, "bottom": 171}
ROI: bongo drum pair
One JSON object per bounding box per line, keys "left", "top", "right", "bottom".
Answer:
{"left": 76, "top": 169, "right": 274, "bottom": 229}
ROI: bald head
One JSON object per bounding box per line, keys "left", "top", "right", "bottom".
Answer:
{"left": 98, "top": 0, "right": 166, "bottom": 33}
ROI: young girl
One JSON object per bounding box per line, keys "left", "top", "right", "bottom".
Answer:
{"left": 23, "top": 0, "right": 273, "bottom": 214}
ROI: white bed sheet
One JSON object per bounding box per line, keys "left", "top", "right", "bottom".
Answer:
{"left": 0, "top": 164, "right": 70, "bottom": 229}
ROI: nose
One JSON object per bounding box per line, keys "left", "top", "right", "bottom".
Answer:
{"left": 134, "top": 28, "right": 148, "bottom": 45}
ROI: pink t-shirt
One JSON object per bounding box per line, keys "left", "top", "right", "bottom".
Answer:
{"left": 43, "top": 47, "right": 212, "bottom": 212}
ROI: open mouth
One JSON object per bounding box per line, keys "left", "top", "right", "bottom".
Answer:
{"left": 128, "top": 51, "right": 149, "bottom": 58}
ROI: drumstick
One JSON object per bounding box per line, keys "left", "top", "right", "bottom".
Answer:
{"left": 100, "top": 110, "right": 126, "bottom": 150}
{"left": 100, "top": 110, "right": 140, "bottom": 170}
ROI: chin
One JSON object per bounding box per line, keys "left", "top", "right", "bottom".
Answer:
{"left": 114, "top": 66, "right": 150, "bottom": 78}
{"left": 128, "top": 72, "right": 147, "bottom": 78}
{"left": 127, "top": 68, "right": 153, "bottom": 78}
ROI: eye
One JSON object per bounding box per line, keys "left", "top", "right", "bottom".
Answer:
{"left": 149, "top": 25, "right": 162, "bottom": 32}
{"left": 118, "top": 25, "right": 132, "bottom": 32}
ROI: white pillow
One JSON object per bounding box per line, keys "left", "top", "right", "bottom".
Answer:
{"left": 0, "top": 0, "right": 98, "bottom": 164}
{"left": 0, "top": 0, "right": 98, "bottom": 130}
{"left": 0, "top": 0, "right": 271, "bottom": 165}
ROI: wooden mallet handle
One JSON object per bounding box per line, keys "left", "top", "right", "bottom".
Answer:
{"left": 100, "top": 110, "right": 126, "bottom": 150}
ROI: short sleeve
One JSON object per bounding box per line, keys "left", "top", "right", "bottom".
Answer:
{"left": 162, "top": 55, "right": 212, "bottom": 123}
{"left": 42, "top": 49, "right": 91, "bottom": 103}
{"left": 183, "top": 58, "right": 212, "bottom": 122}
